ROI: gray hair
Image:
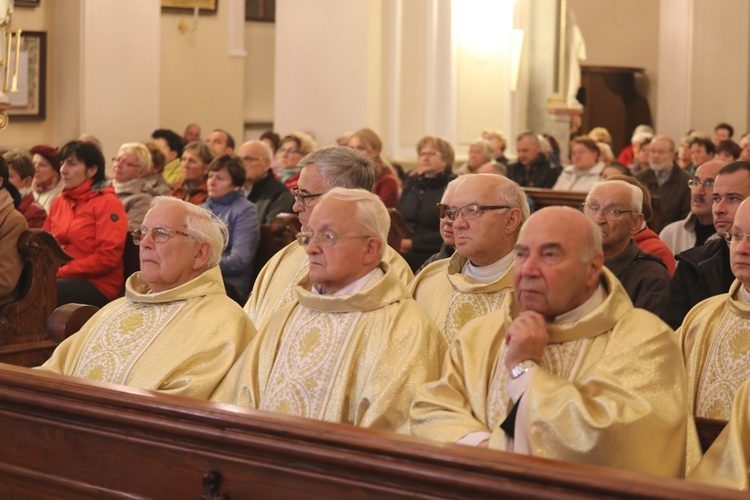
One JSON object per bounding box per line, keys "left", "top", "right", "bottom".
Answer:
{"left": 469, "top": 138, "right": 493, "bottom": 161}
{"left": 149, "top": 196, "right": 228, "bottom": 269}
{"left": 242, "top": 140, "right": 273, "bottom": 161}
{"left": 496, "top": 176, "right": 531, "bottom": 224}
{"left": 299, "top": 146, "right": 376, "bottom": 191}
{"left": 183, "top": 141, "right": 214, "bottom": 165}
{"left": 587, "top": 180, "right": 644, "bottom": 214}
{"left": 317, "top": 187, "right": 390, "bottom": 259}
{"left": 516, "top": 131, "right": 540, "bottom": 146}
{"left": 118, "top": 142, "right": 151, "bottom": 174}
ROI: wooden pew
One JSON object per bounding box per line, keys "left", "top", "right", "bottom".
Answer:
{"left": 253, "top": 213, "right": 301, "bottom": 281}
{"left": 523, "top": 187, "right": 587, "bottom": 211}
{"left": 0, "top": 364, "right": 739, "bottom": 499}
{"left": 388, "top": 207, "right": 413, "bottom": 250}
{"left": 0, "top": 229, "right": 71, "bottom": 367}
{"left": 696, "top": 416, "right": 728, "bottom": 453}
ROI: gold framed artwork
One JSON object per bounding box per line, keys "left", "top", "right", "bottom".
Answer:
{"left": 161, "top": 0, "right": 217, "bottom": 13}
{"left": 7, "top": 30, "right": 46, "bottom": 120}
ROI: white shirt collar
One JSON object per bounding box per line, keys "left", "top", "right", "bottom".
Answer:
{"left": 461, "top": 251, "right": 514, "bottom": 283}
{"left": 739, "top": 284, "right": 750, "bottom": 303}
{"left": 312, "top": 267, "right": 384, "bottom": 296}
{"left": 554, "top": 284, "right": 606, "bottom": 324}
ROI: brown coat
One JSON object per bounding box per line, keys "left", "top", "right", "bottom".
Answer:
{"left": 0, "top": 189, "right": 29, "bottom": 298}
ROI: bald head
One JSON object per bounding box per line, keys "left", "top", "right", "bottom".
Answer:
{"left": 691, "top": 159, "right": 726, "bottom": 223}
{"left": 514, "top": 207, "right": 603, "bottom": 319}
{"left": 238, "top": 140, "right": 273, "bottom": 185}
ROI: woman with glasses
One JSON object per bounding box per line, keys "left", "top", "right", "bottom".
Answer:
{"left": 170, "top": 141, "right": 213, "bottom": 205}
{"left": 43, "top": 140, "right": 128, "bottom": 307}
{"left": 552, "top": 136, "right": 606, "bottom": 192}
{"left": 111, "top": 142, "right": 158, "bottom": 232}
{"left": 396, "top": 136, "right": 457, "bottom": 273}
{"left": 276, "top": 132, "right": 317, "bottom": 191}
{"left": 202, "top": 154, "right": 260, "bottom": 304}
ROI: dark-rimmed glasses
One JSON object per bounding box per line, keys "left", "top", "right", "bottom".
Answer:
{"left": 436, "top": 203, "right": 510, "bottom": 222}
{"left": 688, "top": 178, "right": 714, "bottom": 189}
{"left": 293, "top": 187, "right": 325, "bottom": 207}
{"left": 132, "top": 226, "right": 190, "bottom": 245}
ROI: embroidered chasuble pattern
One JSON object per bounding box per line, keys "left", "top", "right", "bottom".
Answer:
{"left": 262, "top": 307, "right": 363, "bottom": 419}
{"left": 269, "top": 255, "right": 309, "bottom": 321}
{"left": 73, "top": 300, "right": 187, "bottom": 384}
{"left": 444, "top": 291, "right": 507, "bottom": 346}
{"left": 695, "top": 310, "right": 750, "bottom": 419}
{"left": 486, "top": 338, "right": 590, "bottom": 429}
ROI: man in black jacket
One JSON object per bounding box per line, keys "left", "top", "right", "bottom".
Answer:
{"left": 238, "top": 140, "right": 294, "bottom": 224}
{"left": 584, "top": 180, "right": 669, "bottom": 316}
{"left": 663, "top": 161, "right": 750, "bottom": 329}
{"left": 506, "top": 132, "right": 560, "bottom": 188}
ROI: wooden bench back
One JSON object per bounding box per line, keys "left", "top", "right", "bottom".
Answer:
{"left": 0, "top": 230, "right": 71, "bottom": 367}
{"left": 0, "top": 364, "right": 739, "bottom": 498}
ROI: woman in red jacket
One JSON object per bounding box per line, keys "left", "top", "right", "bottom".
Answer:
{"left": 44, "top": 141, "right": 128, "bottom": 307}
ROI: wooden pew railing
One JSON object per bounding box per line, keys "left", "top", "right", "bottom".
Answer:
{"left": 388, "top": 208, "right": 413, "bottom": 251}
{"left": 696, "top": 416, "right": 728, "bottom": 453}
{"left": 0, "top": 230, "right": 71, "bottom": 367}
{"left": 0, "top": 364, "right": 739, "bottom": 498}
{"left": 253, "top": 213, "right": 301, "bottom": 281}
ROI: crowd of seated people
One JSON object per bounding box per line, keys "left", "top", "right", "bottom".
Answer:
{"left": 6, "top": 119, "right": 750, "bottom": 491}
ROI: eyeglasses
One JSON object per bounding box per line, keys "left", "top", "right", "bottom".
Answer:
{"left": 436, "top": 203, "right": 510, "bottom": 222}
{"left": 688, "top": 178, "right": 714, "bottom": 189}
{"left": 724, "top": 232, "right": 749, "bottom": 244}
{"left": 296, "top": 231, "right": 370, "bottom": 248}
{"left": 293, "top": 188, "right": 325, "bottom": 207}
{"left": 132, "top": 226, "right": 190, "bottom": 245}
{"left": 581, "top": 203, "right": 638, "bottom": 221}
{"left": 242, "top": 156, "right": 264, "bottom": 163}
{"left": 113, "top": 156, "right": 139, "bottom": 169}
{"left": 279, "top": 147, "right": 300, "bottom": 155}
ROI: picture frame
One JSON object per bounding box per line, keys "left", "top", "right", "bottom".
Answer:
{"left": 245, "top": 0, "right": 274, "bottom": 22}
{"left": 7, "top": 30, "right": 46, "bottom": 120}
{"left": 161, "top": 0, "right": 217, "bottom": 14}
{"left": 13, "top": 0, "right": 40, "bottom": 7}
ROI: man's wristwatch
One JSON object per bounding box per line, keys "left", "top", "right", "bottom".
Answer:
{"left": 510, "top": 360, "right": 537, "bottom": 379}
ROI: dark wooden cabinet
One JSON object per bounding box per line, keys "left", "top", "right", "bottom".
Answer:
{"left": 580, "top": 65, "right": 653, "bottom": 156}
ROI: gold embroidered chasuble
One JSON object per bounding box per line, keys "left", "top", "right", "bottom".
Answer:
{"left": 244, "top": 241, "right": 414, "bottom": 328}
{"left": 411, "top": 268, "right": 689, "bottom": 478}
{"left": 213, "top": 263, "right": 439, "bottom": 434}
{"left": 679, "top": 280, "right": 750, "bottom": 421}
{"left": 408, "top": 253, "right": 513, "bottom": 359}
{"left": 688, "top": 378, "right": 750, "bottom": 490}
{"left": 37, "top": 266, "right": 256, "bottom": 400}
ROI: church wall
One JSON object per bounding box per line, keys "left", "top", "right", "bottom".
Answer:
{"left": 244, "top": 20, "right": 275, "bottom": 132}
{"left": 160, "top": 3, "right": 245, "bottom": 147}
{"left": 567, "top": 0, "right": 660, "bottom": 135}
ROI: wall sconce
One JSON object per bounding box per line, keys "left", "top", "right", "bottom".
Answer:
{"left": 178, "top": 5, "right": 199, "bottom": 34}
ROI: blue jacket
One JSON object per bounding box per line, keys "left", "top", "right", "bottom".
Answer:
{"left": 203, "top": 190, "right": 260, "bottom": 301}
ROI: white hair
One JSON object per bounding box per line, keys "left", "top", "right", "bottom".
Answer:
{"left": 149, "top": 196, "right": 228, "bottom": 268}
{"left": 316, "top": 187, "right": 390, "bottom": 259}
{"left": 587, "top": 180, "right": 644, "bottom": 214}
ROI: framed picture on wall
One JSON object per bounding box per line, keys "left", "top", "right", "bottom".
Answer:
{"left": 14, "top": 0, "right": 40, "bottom": 7}
{"left": 7, "top": 30, "right": 46, "bottom": 120}
{"left": 246, "top": 0, "right": 274, "bottom": 22}
{"left": 161, "top": 0, "right": 217, "bottom": 13}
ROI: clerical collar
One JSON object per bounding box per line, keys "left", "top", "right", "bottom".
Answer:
{"left": 554, "top": 284, "right": 606, "bottom": 324}
{"left": 738, "top": 284, "right": 750, "bottom": 303}
{"left": 461, "top": 251, "right": 514, "bottom": 283}
{"left": 312, "top": 267, "right": 384, "bottom": 296}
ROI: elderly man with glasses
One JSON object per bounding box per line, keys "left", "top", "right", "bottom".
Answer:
{"left": 36, "top": 197, "right": 256, "bottom": 401}
{"left": 245, "top": 146, "right": 413, "bottom": 329}
{"left": 583, "top": 179, "right": 670, "bottom": 317}
{"left": 409, "top": 174, "right": 528, "bottom": 359}
{"left": 213, "top": 188, "right": 439, "bottom": 434}
{"left": 660, "top": 160, "right": 725, "bottom": 255}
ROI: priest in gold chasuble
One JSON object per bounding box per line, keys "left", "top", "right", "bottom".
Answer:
{"left": 37, "top": 197, "right": 256, "bottom": 400}
{"left": 689, "top": 378, "right": 750, "bottom": 490}
{"left": 214, "top": 189, "right": 439, "bottom": 434}
{"left": 680, "top": 198, "right": 750, "bottom": 421}
{"left": 245, "top": 147, "right": 413, "bottom": 328}
{"left": 411, "top": 206, "right": 688, "bottom": 478}
{"left": 409, "top": 175, "right": 528, "bottom": 358}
